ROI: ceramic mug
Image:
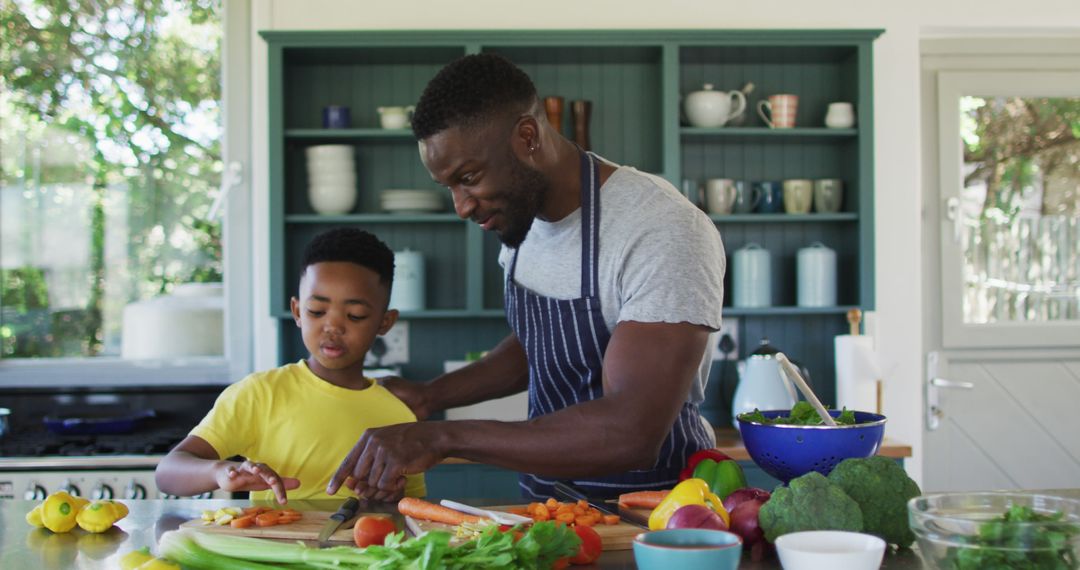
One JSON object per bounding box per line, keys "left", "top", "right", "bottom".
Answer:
{"left": 814, "top": 179, "right": 844, "bottom": 213}
{"left": 753, "top": 181, "right": 783, "bottom": 213}
{"left": 757, "top": 94, "right": 799, "bottom": 129}
{"left": 824, "top": 102, "right": 855, "bottom": 129}
{"left": 377, "top": 106, "right": 415, "bottom": 130}
{"left": 322, "top": 105, "right": 351, "bottom": 129}
{"left": 705, "top": 179, "right": 739, "bottom": 215}
{"left": 733, "top": 182, "right": 761, "bottom": 214}
{"left": 783, "top": 179, "right": 813, "bottom": 214}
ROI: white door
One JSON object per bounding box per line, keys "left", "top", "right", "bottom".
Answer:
{"left": 922, "top": 43, "right": 1080, "bottom": 492}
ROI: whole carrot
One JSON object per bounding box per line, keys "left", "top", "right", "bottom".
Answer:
{"left": 397, "top": 497, "right": 483, "bottom": 526}
{"left": 617, "top": 490, "right": 669, "bottom": 509}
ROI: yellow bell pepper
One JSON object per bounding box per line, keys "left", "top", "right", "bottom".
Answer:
{"left": 25, "top": 504, "right": 45, "bottom": 528}
{"left": 119, "top": 547, "right": 155, "bottom": 570}
{"left": 76, "top": 499, "right": 126, "bottom": 533}
{"left": 648, "top": 477, "right": 731, "bottom": 530}
{"left": 41, "top": 491, "right": 80, "bottom": 533}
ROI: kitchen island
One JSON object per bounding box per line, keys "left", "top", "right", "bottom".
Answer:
{"left": 0, "top": 497, "right": 944, "bottom": 569}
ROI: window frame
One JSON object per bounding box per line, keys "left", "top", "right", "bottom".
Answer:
{"left": 0, "top": 0, "right": 253, "bottom": 387}
{"left": 934, "top": 52, "right": 1080, "bottom": 348}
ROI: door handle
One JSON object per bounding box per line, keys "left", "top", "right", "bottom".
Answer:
{"left": 930, "top": 377, "right": 974, "bottom": 390}
{"left": 944, "top": 196, "right": 962, "bottom": 243}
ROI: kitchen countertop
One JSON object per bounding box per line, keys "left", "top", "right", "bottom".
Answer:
{"left": 0, "top": 495, "right": 951, "bottom": 569}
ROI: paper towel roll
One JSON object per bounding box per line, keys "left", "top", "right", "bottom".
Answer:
{"left": 834, "top": 335, "right": 880, "bottom": 412}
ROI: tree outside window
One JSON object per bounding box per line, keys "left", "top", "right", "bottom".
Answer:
{"left": 0, "top": 0, "right": 222, "bottom": 358}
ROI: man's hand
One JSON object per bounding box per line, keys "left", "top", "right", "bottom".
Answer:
{"left": 327, "top": 422, "right": 443, "bottom": 501}
{"left": 215, "top": 460, "right": 300, "bottom": 504}
{"left": 379, "top": 376, "right": 433, "bottom": 420}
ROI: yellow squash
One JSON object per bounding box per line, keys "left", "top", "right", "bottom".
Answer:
{"left": 40, "top": 491, "right": 80, "bottom": 533}
{"left": 76, "top": 499, "right": 126, "bottom": 533}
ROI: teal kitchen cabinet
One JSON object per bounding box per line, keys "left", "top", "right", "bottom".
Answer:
{"left": 261, "top": 30, "right": 881, "bottom": 496}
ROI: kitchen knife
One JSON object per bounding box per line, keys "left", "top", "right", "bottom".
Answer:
{"left": 552, "top": 481, "right": 650, "bottom": 529}
{"left": 317, "top": 496, "right": 360, "bottom": 545}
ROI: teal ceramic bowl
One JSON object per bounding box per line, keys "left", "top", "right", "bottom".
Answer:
{"left": 632, "top": 528, "right": 743, "bottom": 570}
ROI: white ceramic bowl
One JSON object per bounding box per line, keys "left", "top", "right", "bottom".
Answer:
{"left": 308, "top": 170, "right": 357, "bottom": 186}
{"left": 304, "top": 144, "right": 354, "bottom": 161}
{"left": 775, "top": 531, "right": 885, "bottom": 570}
{"left": 308, "top": 183, "right": 357, "bottom": 215}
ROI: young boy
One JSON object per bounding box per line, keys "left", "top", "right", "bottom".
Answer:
{"left": 155, "top": 227, "right": 425, "bottom": 503}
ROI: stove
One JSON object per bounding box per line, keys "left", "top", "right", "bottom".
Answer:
{"left": 0, "top": 385, "right": 229, "bottom": 500}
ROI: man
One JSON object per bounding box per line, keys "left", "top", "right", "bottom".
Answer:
{"left": 327, "top": 53, "right": 725, "bottom": 501}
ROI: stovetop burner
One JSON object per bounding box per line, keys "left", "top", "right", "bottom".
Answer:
{"left": 0, "top": 427, "right": 189, "bottom": 458}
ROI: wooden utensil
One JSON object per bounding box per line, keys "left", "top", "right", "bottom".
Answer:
{"left": 776, "top": 352, "right": 837, "bottom": 426}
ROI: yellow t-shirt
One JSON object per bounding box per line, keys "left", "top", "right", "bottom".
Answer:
{"left": 191, "top": 360, "right": 426, "bottom": 501}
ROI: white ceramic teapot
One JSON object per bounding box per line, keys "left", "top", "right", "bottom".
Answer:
{"left": 684, "top": 84, "right": 747, "bottom": 128}
{"left": 731, "top": 338, "right": 803, "bottom": 428}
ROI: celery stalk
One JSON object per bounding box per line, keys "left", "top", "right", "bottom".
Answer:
{"left": 158, "top": 530, "right": 281, "bottom": 569}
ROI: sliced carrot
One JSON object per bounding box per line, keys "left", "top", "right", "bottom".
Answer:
{"left": 255, "top": 512, "right": 281, "bottom": 527}
{"left": 576, "top": 515, "right": 597, "bottom": 527}
{"left": 230, "top": 514, "right": 257, "bottom": 528}
{"left": 243, "top": 506, "right": 271, "bottom": 516}
{"left": 397, "top": 497, "right": 482, "bottom": 526}
{"left": 507, "top": 506, "right": 530, "bottom": 516}
{"left": 555, "top": 511, "right": 576, "bottom": 524}
{"left": 617, "top": 490, "right": 669, "bottom": 509}
{"left": 603, "top": 514, "right": 621, "bottom": 525}
{"left": 545, "top": 497, "right": 559, "bottom": 510}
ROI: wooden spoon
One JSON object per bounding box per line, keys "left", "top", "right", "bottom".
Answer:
{"left": 776, "top": 352, "right": 837, "bottom": 427}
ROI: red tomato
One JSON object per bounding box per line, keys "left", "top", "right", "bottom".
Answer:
{"left": 569, "top": 524, "right": 602, "bottom": 565}
{"left": 353, "top": 515, "right": 396, "bottom": 548}
{"left": 551, "top": 558, "right": 571, "bottom": 569}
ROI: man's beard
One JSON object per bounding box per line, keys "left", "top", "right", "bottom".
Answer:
{"left": 496, "top": 153, "right": 549, "bottom": 248}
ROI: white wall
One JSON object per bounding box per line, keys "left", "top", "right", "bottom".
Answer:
{"left": 248, "top": 0, "right": 1080, "bottom": 485}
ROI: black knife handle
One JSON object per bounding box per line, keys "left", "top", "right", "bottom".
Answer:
{"left": 332, "top": 497, "right": 360, "bottom": 521}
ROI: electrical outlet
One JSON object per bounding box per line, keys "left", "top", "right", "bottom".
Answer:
{"left": 367, "top": 321, "right": 409, "bottom": 366}
{"left": 712, "top": 317, "right": 739, "bottom": 361}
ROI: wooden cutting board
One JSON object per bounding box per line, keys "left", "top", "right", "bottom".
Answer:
{"left": 180, "top": 510, "right": 361, "bottom": 543}
{"left": 404, "top": 504, "right": 650, "bottom": 551}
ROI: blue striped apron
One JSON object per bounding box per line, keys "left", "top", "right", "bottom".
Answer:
{"left": 506, "top": 150, "right": 713, "bottom": 501}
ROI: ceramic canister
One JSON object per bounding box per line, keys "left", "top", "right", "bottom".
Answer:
{"left": 796, "top": 242, "right": 837, "bottom": 307}
{"left": 733, "top": 243, "right": 772, "bottom": 308}
{"left": 389, "top": 249, "right": 425, "bottom": 311}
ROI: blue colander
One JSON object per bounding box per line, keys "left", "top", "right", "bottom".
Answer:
{"left": 737, "top": 410, "right": 886, "bottom": 483}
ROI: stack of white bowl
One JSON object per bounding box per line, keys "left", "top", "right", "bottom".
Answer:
{"left": 305, "top": 145, "right": 357, "bottom": 215}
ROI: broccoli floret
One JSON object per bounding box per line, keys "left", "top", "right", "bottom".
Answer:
{"left": 827, "top": 456, "right": 922, "bottom": 548}
{"left": 758, "top": 471, "right": 864, "bottom": 542}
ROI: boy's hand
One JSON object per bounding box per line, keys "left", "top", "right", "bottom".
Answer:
{"left": 379, "top": 376, "right": 432, "bottom": 420}
{"left": 216, "top": 460, "right": 300, "bottom": 504}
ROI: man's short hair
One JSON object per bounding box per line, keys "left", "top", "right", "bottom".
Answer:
{"left": 411, "top": 53, "right": 538, "bottom": 140}
{"left": 300, "top": 227, "right": 394, "bottom": 289}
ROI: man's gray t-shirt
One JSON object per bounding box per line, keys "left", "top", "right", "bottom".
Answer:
{"left": 499, "top": 164, "right": 726, "bottom": 405}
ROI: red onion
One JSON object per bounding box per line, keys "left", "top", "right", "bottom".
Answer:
{"left": 729, "top": 499, "right": 765, "bottom": 547}
{"left": 665, "top": 504, "right": 729, "bottom": 531}
{"left": 722, "top": 487, "right": 771, "bottom": 513}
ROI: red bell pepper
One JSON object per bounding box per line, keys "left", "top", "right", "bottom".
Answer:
{"left": 679, "top": 448, "right": 732, "bottom": 481}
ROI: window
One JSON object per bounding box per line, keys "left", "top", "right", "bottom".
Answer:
{"left": 936, "top": 65, "right": 1080, "bottom": 348}
{"left": 0, "top": 0, "right": 250, "bottom": 385}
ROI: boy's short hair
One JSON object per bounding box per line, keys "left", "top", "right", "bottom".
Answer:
{"left": 300, "top": 227, "right": 394, "bottom": 289}
{"left": 411, "top": 53, "right": 538, "bottom": 140}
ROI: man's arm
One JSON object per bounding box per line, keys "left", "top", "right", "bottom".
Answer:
{"left": 381, "top": 333, "right": 530, "bottom": 420}
{"left": 328, "top": 320, "right": 709, "bottom": 497}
